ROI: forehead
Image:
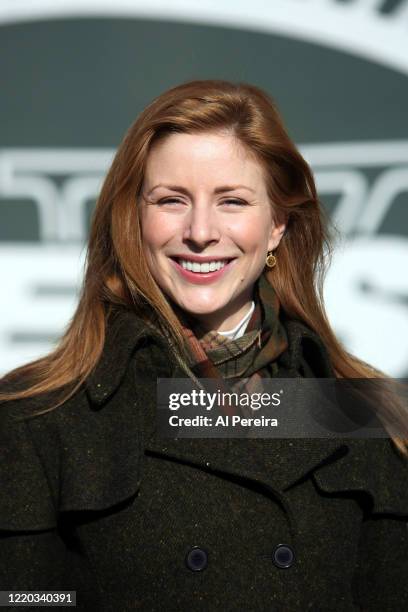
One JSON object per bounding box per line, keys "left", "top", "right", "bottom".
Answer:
{"left": 144, "top": 132, "right": 266, "bottom": 188}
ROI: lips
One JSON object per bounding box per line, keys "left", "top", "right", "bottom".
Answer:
{"left": 168, "top": 256, "right": 237, "bottom": 284}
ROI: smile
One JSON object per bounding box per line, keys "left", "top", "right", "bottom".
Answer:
{"left": 176, "top": 258, "right": 230, "bottom": 273}
{"left": 169, "top": 257, "right": 237, "bottom": 284}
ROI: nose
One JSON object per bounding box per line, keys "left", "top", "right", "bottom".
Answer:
{"left": 182, "top": 202, "right": 221, "bottom": 247}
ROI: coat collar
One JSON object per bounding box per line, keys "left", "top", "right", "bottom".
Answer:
{"left": 85, "top": 307, "right": 172, "bottom": 406}
{"left": 80, "top": 306, "right": 407, "bottom": 515}
{"left": 85, "top": 305, "right": 335, "bottom": 406}
{"left": 84, "top": 304, "right": 349, "bottom": 496}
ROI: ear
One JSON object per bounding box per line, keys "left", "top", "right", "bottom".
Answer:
{"left": 267, "top": 217, "right": 287, "bottom": 251}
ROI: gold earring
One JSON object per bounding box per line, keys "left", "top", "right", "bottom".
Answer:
{"left": 265, "top": 250, "right": 277, "bottom": 268}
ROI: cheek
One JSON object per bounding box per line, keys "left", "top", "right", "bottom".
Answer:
{"left": 141, "top": 222, "right": 156, "bottom": 246}
{"left": 141, "top": 215, "right": 171, "bottom": 250}
{"left": 232, "top": 217, "right": 269, "bottom": 249}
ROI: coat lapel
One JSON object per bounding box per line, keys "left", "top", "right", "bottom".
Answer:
{"left": 84, "top": 306, "right": 407, "bottom": 513}
{"left": 141, "top": 312, "right": 347, "bottom": 494}
{"left": 143, "top": 430, "right": 349, "bottom": 493}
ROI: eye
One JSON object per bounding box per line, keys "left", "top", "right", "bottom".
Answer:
{"left": 156, "top": 197, "right": 248, "bottom": 206}
{"left": 222, "top": 199, "right": 248, "bottom": 206}
{"left": 157, "top": 198, "right": 184, "bottom": 205}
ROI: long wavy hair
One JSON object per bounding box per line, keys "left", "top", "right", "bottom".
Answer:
{"left": 1, "top": 79, "right": 407, "bottom": 455}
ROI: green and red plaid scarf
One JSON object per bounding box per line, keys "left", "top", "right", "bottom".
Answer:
{"left": 171, "top": 273, "right": 289, "bottom": 418}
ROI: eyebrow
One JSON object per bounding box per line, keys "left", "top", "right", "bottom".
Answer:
{"left": 147, "top": 184, "right": 255, "bottom": 195}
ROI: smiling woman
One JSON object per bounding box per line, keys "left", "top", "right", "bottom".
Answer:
{"left": 139, "top": 131, "right": 286, "bottom": 331}
{"left": 1, "top": 79, "right": 408, "bottom": 612}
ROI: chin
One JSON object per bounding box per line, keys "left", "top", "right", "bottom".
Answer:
{"left": 179, "top": 304, "right": 218, "bottom": 316}
{"left": 178, "top": 298, "right": 224, "bottom": 315}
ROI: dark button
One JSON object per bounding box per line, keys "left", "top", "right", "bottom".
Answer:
{"left": 185, "top": 546, "right": 208, "bottom": 571}
{"left": 272, "top": 544, "right": 295, "bottom": 568}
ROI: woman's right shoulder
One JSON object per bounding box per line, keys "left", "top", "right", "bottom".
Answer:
{"left": 0, "top": 372, "right": 90, "bottom": 430}
{"left": 0, "top": 365, "right": 145, "bottom": 526}
{"left": 0, "top": 374, "right": 74, "bottom": 532}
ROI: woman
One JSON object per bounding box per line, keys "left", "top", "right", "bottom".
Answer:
{"left": 1, "top": 79, "right": 407, "bottom": 611}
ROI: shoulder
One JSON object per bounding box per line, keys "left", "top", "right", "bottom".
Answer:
{"left": 0, "top": 371, "right": 144, "bottom": 530}
{"left": 0, "top": 383, "right": 62, "bottom": 531}
{"left": 0, "top": 304, "right": 173, "bottom": 532}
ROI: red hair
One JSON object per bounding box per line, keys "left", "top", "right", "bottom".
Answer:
{"left": 1, "top": 79, "right": 407, "bottom": 456}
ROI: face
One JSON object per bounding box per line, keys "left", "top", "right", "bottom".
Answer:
{"left": 139, "top": 131, "right": 286, "bottom": 332}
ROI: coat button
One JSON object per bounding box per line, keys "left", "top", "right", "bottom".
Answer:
{"left": 185, "top": 546, "right": 208, "bottom": 571}
{"left": 272, "top": 544, "right": 295, "bottom": 568}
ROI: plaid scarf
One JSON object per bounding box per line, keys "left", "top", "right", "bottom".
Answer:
{"left": 171, "top": 273, "right": 289, "bottom": 419}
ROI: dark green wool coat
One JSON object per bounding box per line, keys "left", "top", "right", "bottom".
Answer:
{"left": 1, "top": 308, "right": 408, "bottom": 612}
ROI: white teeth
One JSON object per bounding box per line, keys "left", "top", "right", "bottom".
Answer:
{"left": 178, "top": 259, "right": 229, "bottom": 273}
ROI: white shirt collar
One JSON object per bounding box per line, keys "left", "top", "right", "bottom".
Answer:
{"left": 217, "top": 301, "right": 255, "bottom": 340}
